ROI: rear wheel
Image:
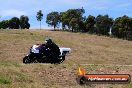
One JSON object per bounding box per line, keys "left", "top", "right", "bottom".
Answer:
{"left": 56, "top": 55, "right": 65, "bottom": 64}
{"left": 61, "top": 55, "right": 65, "bottom": 62}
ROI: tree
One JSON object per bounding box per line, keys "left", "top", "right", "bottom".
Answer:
{"left": 0, "top": 20, "right": 9, "bottom": 29}
{"left": 95, "top": 15, "right": 113, "bottom": 35}
{"left": 36, "top": 10, "right": 43, "bottom": 30}
{"left": 9, "top": 17, "right": 20, "bottom": 29}
{"left": 60, "top": 7, "right": 85, "bottom": 32}
{"left": 20, "top": 15, "right": 30, "bottom": 29}
{"left": 46, "top": 12, "right": 60, "bottom": 30}
{"left": 112, "top": 15, "right": 132, "bottom": 38}
{"left": 60, "top": 12, "right": 68, "bottom": 30}
{"left": 69, "top": 18, "right": 78, "bottom": 31}
{"left": 85, "top": 15, "right": 96, "bottom": 33}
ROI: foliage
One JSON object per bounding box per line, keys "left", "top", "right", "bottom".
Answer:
{"left": 20, "top": 15, "right": 30, "bottom": 29}
{"left": 46, "top": 12, "right": 60, "bottom": 30}
{"left": 60, "top": 7, "right": 85, "bottom": 32}
{"left": 0, "top": 15, "right": 30, "bottom": 29}
{"left": 85, "top": 15, "right": 96, "bottom": 33}
{"left": 0, "top": 20, "right": 9, "bottom": 29}
{"left": 112, "top": 15, "right": 132, "bottom": 38}
{"left": 95, "top": 15, "right": 113, "bottom": 35}
{"left": 9, "top": 17, "right": 20, "bottom": 29}
{"left": 36, "top": 10, "right": 43, "bottom": 30}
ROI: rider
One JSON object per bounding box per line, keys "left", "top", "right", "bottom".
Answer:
{"left": 37, "top": 38, "right": 60, "bottom": 60}
{"left": 44, "top": 38, "right": 60, "bottom": 61}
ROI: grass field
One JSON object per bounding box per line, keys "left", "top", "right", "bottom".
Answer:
{"left": 0, "top": 29, "right": 132, "bottom": 88}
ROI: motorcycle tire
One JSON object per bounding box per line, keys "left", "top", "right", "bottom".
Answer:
{"left": 56, "top": 55, "right": 65, "bottom": 64}
{"left": 23, "top": 56, "right": 31, "bottom": 64}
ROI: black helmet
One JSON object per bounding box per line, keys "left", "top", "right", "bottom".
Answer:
{"left": 45, "top": 38, "right": 53, "bottom": 45}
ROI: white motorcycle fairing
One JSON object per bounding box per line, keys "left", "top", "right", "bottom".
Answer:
{"left": 31, "top": 45, "right": 40, "bottom": 53}
{"left": 59, "top": 47, "right": 71, "bottom": 56}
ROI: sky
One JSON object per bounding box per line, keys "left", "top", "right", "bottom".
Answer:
{"left": 0, "top": 0, "right": 132, "bottom": 29}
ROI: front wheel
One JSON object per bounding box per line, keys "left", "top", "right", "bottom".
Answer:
{"left": 23, "top": 56, "right": 31, "bottom": 64}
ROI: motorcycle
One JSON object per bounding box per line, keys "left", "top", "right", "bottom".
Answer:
{"left": 23, "top": 44, "right": 71, "bottom": 64}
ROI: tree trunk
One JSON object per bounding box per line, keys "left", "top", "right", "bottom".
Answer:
{"left": 40, "top": 21, "right": 41, "bottom": 30}
{"left": 54, "top": 25, "right": 55, "bottom": 31}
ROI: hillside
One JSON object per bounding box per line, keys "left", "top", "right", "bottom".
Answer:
{"left": 0, "top": 29, "right": 132, "bottom": 88}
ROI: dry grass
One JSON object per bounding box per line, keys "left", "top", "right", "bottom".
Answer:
{"left": 0, "top": 29, "right": 132, "bottom": 88}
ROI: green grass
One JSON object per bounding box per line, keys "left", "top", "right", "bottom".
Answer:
{"left": 0, "top": 61, "right": 21, "bottom": 68}
{"left": 0, "top": 77, "right": 10, "bottom": 84}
